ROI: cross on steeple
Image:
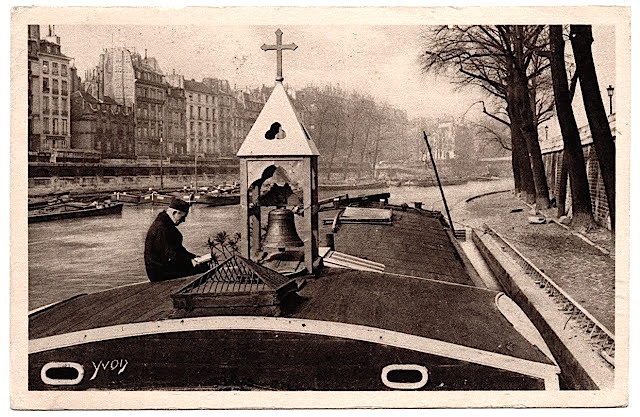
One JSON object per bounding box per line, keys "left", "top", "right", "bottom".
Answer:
{"left": 261, "top": 28, "right": 298, "bottom": 82}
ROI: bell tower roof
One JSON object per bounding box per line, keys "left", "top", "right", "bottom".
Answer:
{"left": 236, "top": 81, "right": 319, "bottom": 157}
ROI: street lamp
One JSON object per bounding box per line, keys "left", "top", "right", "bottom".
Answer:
{"left": 545, "top": 125, "right": 548, "bottom": 141}
{"left": 606, "top": 85, "right": 614, "bottom": 115}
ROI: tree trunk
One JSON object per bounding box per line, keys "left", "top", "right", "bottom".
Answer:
{"left": 372, "top": 125, "right": 382, "bottom": 179}
{"left": 519, "top": 92, "right": 551, "bottom": 209}
{"left": 511, "top": 147, "right": 521, "bottom": 194}
{"left": 327, "top": 122, "right": 340, "bottom": 182}
{"left": 556, "top": 152, "right": 569, "bottom": 217}
{"left": 344, "top": 119, "right": 359, "bottom": 180}
{"left": 357, "top": 124, "right": 371, "bottom": 179}
{"left": 507, "top": 92, "right": 536, "bottom": 204}
{"left": 513, "top": 26, "right": 550, "bottom": 208}
{"left": 570, "top": 25, "right": 616, "bottom": 230}
{"left": 550, "top": 25, "right": 596, "bottom": 228}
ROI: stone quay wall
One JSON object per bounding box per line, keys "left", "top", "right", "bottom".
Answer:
{"left": 542, "top": 145, "right": 611, "bottom": 229}
{"left": 28, "top": 173, "right": 237, "bottom": 197}
{"left": 540, "top": 116, "right": 615, "bottom": 229}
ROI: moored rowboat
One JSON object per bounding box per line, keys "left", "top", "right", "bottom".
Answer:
{"left": 28, "top": 202, "right": 124, "bottom": 224}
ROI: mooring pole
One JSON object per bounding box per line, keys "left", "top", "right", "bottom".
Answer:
{"left": 423, "top": 131, "right": 455, "bottom": 231}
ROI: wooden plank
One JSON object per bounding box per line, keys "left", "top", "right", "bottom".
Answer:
{"left": 30, "top": 282, "right": 153, "bottom": 339}
{"left": 86, "top": 280, "right": 191, "bottom": 330}
{"left": 30, "top": 277, "right": 193, "bottom": 338}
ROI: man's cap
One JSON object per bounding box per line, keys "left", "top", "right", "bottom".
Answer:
{"left": 169, "top": 197, "right": 190, "bottom": 214}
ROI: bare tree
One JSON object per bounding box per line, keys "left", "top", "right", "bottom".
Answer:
{"left": 548, "top": 25, "right": 596, "bottom": 229}
{"left": 421, "top": 25, "right": 552, "bottom": 206}
{"left": 343, "top": 92, "right": 366, "bottom": 180}
{"left": 570, "top": 25, "right": 616, "bottom": 230}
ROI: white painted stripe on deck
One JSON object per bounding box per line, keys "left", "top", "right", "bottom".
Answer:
{"left": 29, "top": 316, "right": 559, "bottom": 385}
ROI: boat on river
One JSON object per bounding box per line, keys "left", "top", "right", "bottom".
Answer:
{"left": 28, "top": 194, "right": 559, "bottom": 390}
{"left": 28, "top": 192, "right": 71, "bottom": 210}
{"left": 318, "top": 179, "right": 387, "bottom": 192}
{"left": 190, "top": 191, "right": 240, "bottom": 206}
{"left": 172, "top": 184, "right": 241, "bottom": 207}
{"left": 27, "top": 33, "right": 559, "bottom": 393}
{"left": 139, "top": 191, "right": 174, "bottom": 205}
{"left": 111, "top": 191, "right": 143, "bottom": 205}
{"left": 28, "top": 201, "right": 124, "bottom": 224}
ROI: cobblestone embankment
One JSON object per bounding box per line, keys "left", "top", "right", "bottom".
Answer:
{"left": 452, "top": 190, "right": 617, "bottom": 389}
{"left": 453, "top": 191, "right": 615, "bottom": 331}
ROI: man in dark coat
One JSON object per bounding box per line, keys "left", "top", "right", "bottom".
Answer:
{"left": 144, "top": 198, "right": 210, "bottom": 282}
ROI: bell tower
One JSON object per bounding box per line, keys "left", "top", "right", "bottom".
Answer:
{"left": 237, "top": 29, "right": 320, "bottom": 275}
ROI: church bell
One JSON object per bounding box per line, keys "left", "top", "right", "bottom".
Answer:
{"left": 263, "top": 208, "right": 304, "bottom": 250}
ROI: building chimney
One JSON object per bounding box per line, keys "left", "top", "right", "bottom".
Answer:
{"left": 28, "top": 25, "right": 40, "bottom": 40}
{"left": 145, "top": 49, "right": 147, "bottom": 59}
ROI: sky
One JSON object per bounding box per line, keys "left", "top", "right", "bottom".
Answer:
{"left": 46, "top": 20, "right": 618, "bottom": 139}
{"left": 49, "top": 24, "right": 471, "bottom": 121}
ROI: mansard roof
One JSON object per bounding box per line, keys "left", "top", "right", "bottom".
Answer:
{"left": 184, "top": 79, "right": 214, "bottom": 95}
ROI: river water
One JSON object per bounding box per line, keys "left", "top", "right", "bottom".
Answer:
{"left": 27, "top": 178, "right": 512, "bottom": 310}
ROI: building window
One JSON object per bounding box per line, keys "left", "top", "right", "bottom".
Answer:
{"left": 198, "top": 94, "right": 201, "bottom": 103}
{"left": 190, "top": 105, "right": 194, "bottom": 118}
{"left": 52, "top": 118, "right": 59, "bottom": 134}
{"left": 52, "top": 62, "right": 58, "bottom": 75}
{"left": 42, "top": 77, "right": 49, "bottom": 93}
{"left": 52, "top": 97, "right": 59, "bottom": 115}
{"left": 43, "top": 97, "right": 49, "bottom": 114}
{"left": 52, "top": 79, "right": 59, "bottom": 95}
{"left": 62, "top": 119, "right": 68, "bottom": 135}
{"left": 198, "top": 107, "right": 201, "bottom": 120}
{"left": 43, "top": 117, "right": 49, "bottom": 134}
{"left": 42, "top": 61, "right": 49, "bottom": 73}
{"left": 61, "top": 64, "right": 68, "bottom": 76}
{"left": 61, "top": 80, "right": 68, "bottom": 96}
